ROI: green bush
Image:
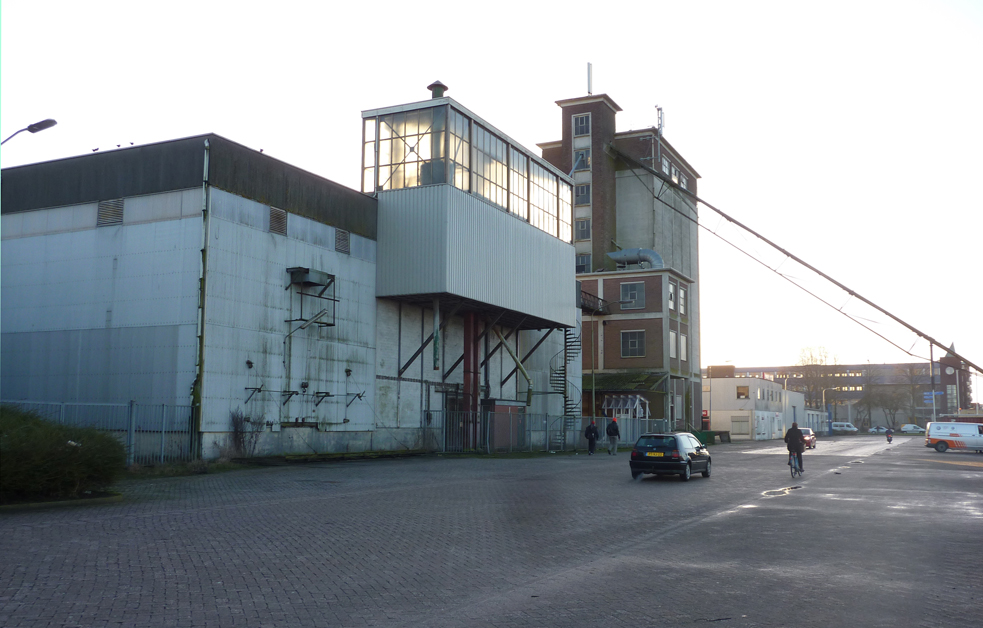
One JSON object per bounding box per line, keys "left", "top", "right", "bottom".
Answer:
{"left": 0, "top": 405, "right": 127, "bottom": 503}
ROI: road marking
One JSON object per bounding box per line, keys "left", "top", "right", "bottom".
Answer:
{"left": 918, "top": 458, "right": 983, "bottom": 468}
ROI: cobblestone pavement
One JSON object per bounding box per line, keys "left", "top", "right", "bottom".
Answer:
{"left": 1, "top": 437, "right": 980, "bottom": 627}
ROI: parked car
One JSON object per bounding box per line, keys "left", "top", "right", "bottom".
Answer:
{"left": 831, "top": 422, "right": 859, "bottom": 433}
{"left": 800, "top": 428, "right": 817, "bottom": 449}
{"left": 900, "top": 424, "right": 926, "bottom": 434}
{"left": 868, "top": 426, "right": 888, "bottom": 434}
{"left": 630, "top": 432, "right": 711, "bottom": 482}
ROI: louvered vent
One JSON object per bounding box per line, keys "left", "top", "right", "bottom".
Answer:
{"left": 335, "top": 229, "right": 350, "bottom": 255}
{"left": 96, "top": 199, "right": 124, "bottom": 226}
{"left": 270, "top": 207, "right": 287, "bottom": 235}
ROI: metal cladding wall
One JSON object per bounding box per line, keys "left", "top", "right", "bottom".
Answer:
{"left": 375, "top": 185, "right": 577, "bottom": 328}
{"left": 1, "top": 189, "right": 202, "bottom": 404}
{"left": 1, "top": 134, "right": 377, "bottom": 241}
{"left": 200, "top": 189, "right": 378, "bottom": 447}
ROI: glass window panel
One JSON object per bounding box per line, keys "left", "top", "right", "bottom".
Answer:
{"left": 363, "top": 168, "right": 374, "bottom": 194}
{"left": 364, "top": 119, "right": 376, "bottom": 142}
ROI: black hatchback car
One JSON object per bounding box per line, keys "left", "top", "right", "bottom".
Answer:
{"left": 630, "top": 432, "right": 711, "bottom": 481}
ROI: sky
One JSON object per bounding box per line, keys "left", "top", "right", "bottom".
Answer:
{"left": 2, "top": 0, "right": 981, "bottom": 400}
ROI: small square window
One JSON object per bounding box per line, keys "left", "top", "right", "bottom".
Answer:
{"left": 621, "top": 330, "right": 645, "bottom": 358}
{"left": 575, "top": 254, "right": 591, "bottom": 274}
{"left": 620, "top": 282, "right": 645, "bottom": 309}
{"left": 575, "top": 184, "right": 591, "bottom": 205}
{"left": 575, "top": 219, "right": 591, "bottom": 241}
{"left": 573, "top": 149, "right": 591, "bottom": 171}
{"left": 737, "top": 386, "right": 749, "bottom": 399}
{"left": 574, "top": 114, "right": 590, "bottom": 136}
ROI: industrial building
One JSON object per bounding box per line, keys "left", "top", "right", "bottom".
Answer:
{"left": 538, "top": 94, "right": 703, "bottom": 432}
{"left": 1, "top": 83, "right": 581, "bottom": 459}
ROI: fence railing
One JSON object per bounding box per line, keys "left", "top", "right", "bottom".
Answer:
{"left": 4, "top": 399, "right": 676, "bottom": 461}
{"left": 423, "top": 412, "right": 670, "bottom": 454}
{"left": 2, "top": 400, "right": 197, "bottom": 466}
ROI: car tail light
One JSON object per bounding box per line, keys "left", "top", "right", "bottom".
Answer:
{"left": 670, "top": 450, "right": 681, "bottom": 460}
{"left": 631, "top": 451, "right": 640, "bottom": 460}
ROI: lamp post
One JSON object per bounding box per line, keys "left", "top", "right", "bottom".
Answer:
{"left": 1, "top": 119, "right": 57, "bottom": 145}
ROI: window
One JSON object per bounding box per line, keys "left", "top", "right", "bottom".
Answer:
{"left": 621, "top": 330, "right": 645, "bottom": 358}
{"left": 669, "top": 330, "right": 677, "bottom": 359}
{"left": 671, "top": 165, "right": 679, "bottom": 184}
{"left": 737, "top": 386, "right": 749, "bottom": 399}
{"left": 661, "top": 156, "right": 670, "bottom": 175}
{"left": 575, "top": 184, "right": 591, "bottom": 205}
{"left": 679, "top": 287, "right": 686, "bottom": 315}
{"left": 575, "top": 219, "right": 591, "bottom": 240}
{"left": 680, "top": 334, "right": 687, "bottom": 362}
{"left": 668, "top": 282, "right": 676, "bottom": 310}
{"left": 620, "top": 282, "right": 645, "bottom": 309}
{"left": 575, "top": 254, "right": 591, "bottom": 273}
{"left": 680, "top": 174, "right": 688, "bottom": 189}
{"left": 574, "top": 114, "right": 590, "bottom": 136}
{"left": 573, "top": 149, "right": 591, "bottom": 171}
{"left": 472, "top": 124, "right": 508, "bottom": 209}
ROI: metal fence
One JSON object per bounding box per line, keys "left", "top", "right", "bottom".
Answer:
{"left": 2, "top": 400, "right": 198, "bottom": 466}
{"left": 424, "top": 412, "right": 671, "bottom": 454}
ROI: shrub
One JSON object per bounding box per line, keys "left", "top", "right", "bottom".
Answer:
{"left": 0, "top": 405, "right": 127, "bottom": 503}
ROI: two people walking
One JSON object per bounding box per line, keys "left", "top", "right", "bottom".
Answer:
{"left": 584, "top": 418, "right": 620, "bottom": 456}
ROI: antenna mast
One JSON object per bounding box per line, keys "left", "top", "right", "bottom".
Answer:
{"left": 588, "top": 62, "right": 592, "bottom": 95}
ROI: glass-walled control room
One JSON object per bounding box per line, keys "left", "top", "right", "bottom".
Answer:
{"left": 362, "top": 102, "right": 572, "bottom": 243}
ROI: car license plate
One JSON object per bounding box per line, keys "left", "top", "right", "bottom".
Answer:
{"left": 645, "top": 452, "right": 663, "bottom": 457}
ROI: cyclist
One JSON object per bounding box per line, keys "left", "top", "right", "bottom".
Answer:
{"left": 784, "top": 422, "right": 806, "bottom": 473}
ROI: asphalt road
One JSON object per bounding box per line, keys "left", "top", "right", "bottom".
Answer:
{"left": 1, "top": 435, "right": 980, "bottom": 627}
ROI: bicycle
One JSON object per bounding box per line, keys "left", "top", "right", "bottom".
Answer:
{"left": 788, "top": 452, "right": 803, "bottom": 478}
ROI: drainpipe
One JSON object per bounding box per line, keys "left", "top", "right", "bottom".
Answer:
{"left": 192, "top": 139, "right": 211, "bottom": 454}
{"left": 491, "top": 326, "right": 533, "bottom": 406}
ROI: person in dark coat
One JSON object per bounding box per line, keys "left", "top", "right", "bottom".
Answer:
{"left": 584, "top": 420, "right": 600, "bottom": 455}
{"left": 784, "top": 421, "right": 805, "bottom": 472}
{"left": 606, "top": 418, "right": 620, "bottom": 455}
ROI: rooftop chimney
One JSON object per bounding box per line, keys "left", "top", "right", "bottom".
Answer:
{"left": 427, "top": 81, "right": 448, "bottom": 98}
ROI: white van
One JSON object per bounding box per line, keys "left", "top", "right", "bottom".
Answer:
{"left": 831, "top": 422, "right": 859, "bottom": 433}
{"left": 925, "top": 422, "right": 983, "bottom": 453}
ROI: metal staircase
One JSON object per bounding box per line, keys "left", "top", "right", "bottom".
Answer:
{"left": 549, "top": 328, "right": 582, "bottom": 417}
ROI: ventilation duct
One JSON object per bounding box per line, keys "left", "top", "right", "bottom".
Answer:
{"left": 606, "top": 248, "right": 664, "bottom": 269}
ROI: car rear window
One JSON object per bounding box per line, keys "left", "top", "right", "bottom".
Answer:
{"left": 801, "top": 429, "right": 813, "bottom": 435}
{"left": 636, "top": 436, "right": 675, "bottom": 449}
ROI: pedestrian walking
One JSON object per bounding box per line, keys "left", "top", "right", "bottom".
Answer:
{"left": 606, "top": 418, "right": 620, "bottom": 455}
{"left": 584, "top": 420, "right": 600, "bottom": 455}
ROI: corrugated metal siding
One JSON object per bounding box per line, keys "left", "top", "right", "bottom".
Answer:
{"left": 376, "top": 186, "right": 576, "bottom": 327}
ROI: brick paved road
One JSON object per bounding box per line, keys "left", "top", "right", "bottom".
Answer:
{"left": 1, "top": 437, "right": 980, "bottom": 627}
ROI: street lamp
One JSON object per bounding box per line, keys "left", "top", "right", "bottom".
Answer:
{"left": 1, "top": 118, "right": 58, "bottom": 145}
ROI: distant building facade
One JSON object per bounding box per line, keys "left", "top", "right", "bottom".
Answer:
{"left": 701, "top": 376, "right": 816, "bottom": 441}
{"left": 539, "top": 94, "right": 702, "bottom": 430}
{"left": 715, "top": 353, "right": 973, "bottom": 427}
